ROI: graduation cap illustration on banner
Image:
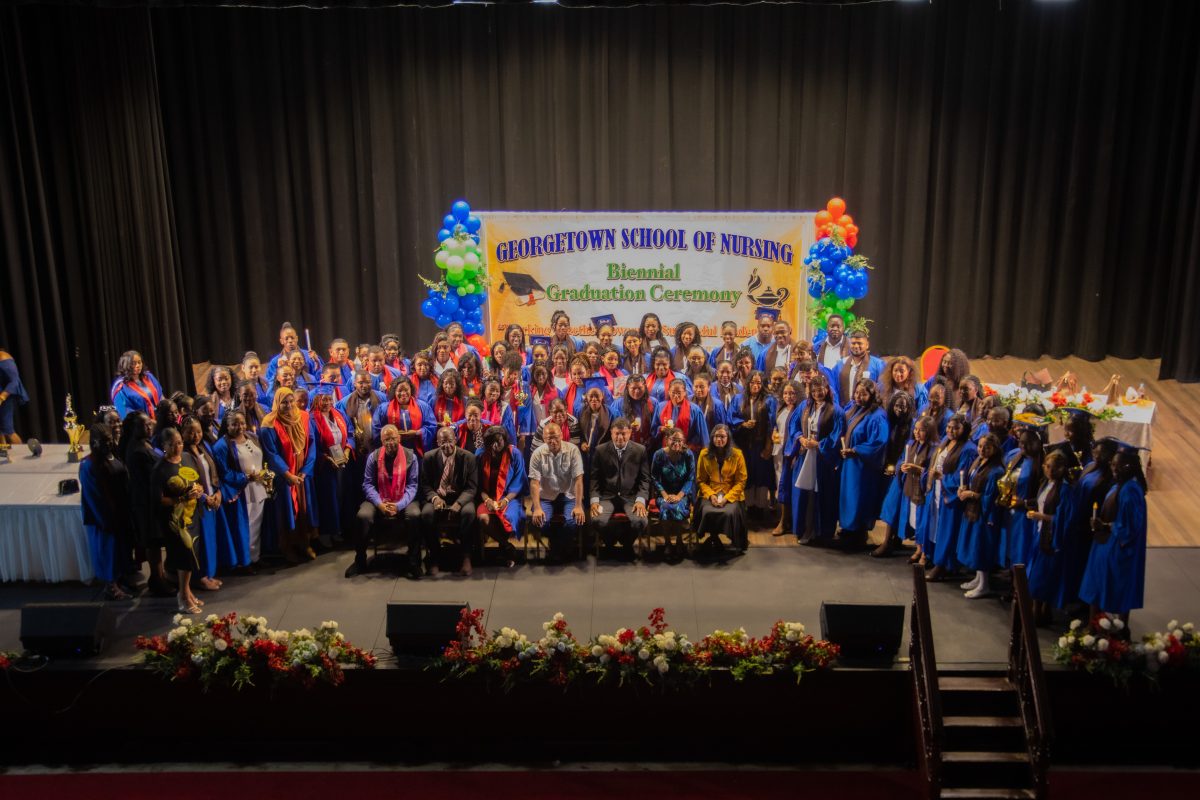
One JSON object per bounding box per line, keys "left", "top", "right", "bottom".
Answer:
{"left": 496, "top": 271, "right": 546, "bottom": 306}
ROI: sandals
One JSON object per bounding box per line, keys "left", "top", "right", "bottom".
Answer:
{"left": 177, "top": 599, "right": 202, "bottom": 615}
{"left": 199, "top": 577, "right": 222, "bottom": 591}
{"left": 103, "top": 584, "right": 131, "bottom": 601}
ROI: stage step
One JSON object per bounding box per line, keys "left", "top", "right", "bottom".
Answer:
{"left": 938, "top": 673, "right": 1020, "bottom": 717}
{"left": 944, "top": 716, "right": 1022, "bottom": 728}
{"left": 942, "top": 716, "right": 1025, "bottom": 751}
{"left": 940, "top": 789, "right": 1036, "bottom": 800}
{"left": 941, "top": 750, "right": 1033, "bottom": 791}
{"left": 942, "top": 751, "right": 1030, "bottom": 764}
{"left": 939, "top": 675, "right": 1011, "bottom": 692}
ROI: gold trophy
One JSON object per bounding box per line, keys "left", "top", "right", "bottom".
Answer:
{"left": 64, "top": 394, "right": 84, "bottom": 463}
{"left": 260, "top": 465, "right": 277, "bottom": 499}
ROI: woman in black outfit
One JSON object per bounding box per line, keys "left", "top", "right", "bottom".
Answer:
{"left": 122, "top": 412, "right": 173, "bottom": 596}
{"left": 151, "top": 428, "right": 204, "bottom": 614}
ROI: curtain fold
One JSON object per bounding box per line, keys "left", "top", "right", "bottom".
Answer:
{"left": 2, "top": 0, "right": 1198, "bottom": 440}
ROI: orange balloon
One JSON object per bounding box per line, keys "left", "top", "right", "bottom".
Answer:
{"left": 814, "top": 210, "right": 833, "bottom": 226}
{"left": 845, "top": 224, "right": 859, "bottom": 237}
{"left": 837, "top": 215, "right": 854, "bottom": 228}
{"left": 826, "top": 197, "right": 847, "bottom": 218}
{"left": 817, "top": 224, "right": 832, "bottom": 239}
{"left": 833, "top": 225, "right": 847, "bottom": 239}
{"left": 846, "top": 234, "right": 858, "bottom": 249}
{"left": 467, "top": 334, "right": 489, "bottom": 357}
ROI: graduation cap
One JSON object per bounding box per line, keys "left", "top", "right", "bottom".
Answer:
{"left": 529, "top": 335, "right": 552, "bottom": 348}
{"left": 1098, "top": 435, "right": 1148, "bottom": 456}
{"left": 755, "top": 307, "right": 780, "bottom": 321}
{"left": 499, "top": 271, "right": 546, "bottom": 305}
{"left": 583, "top": 376, "right": 609, "bottom": 395}
{"left": 591, "top": 314, "right": 617, "bottom": 331}
{"left": 309, "top": 382, "right": 342, "bottom": 397}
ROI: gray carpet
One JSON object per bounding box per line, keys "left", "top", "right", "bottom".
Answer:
{"left": 2, "top": 545, "right": 1199, "bottom": 669}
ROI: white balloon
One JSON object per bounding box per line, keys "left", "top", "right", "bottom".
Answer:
{"left": 447, "top": 255, "right": 465, "bottom": 271}
{"left": 435, "top": 251, "right": 449, "bottom": 269}
{"left": 464, "top": 252, "right": 480, "bottom": 268}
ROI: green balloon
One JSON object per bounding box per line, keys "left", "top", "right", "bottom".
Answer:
{"left": 446, "top": 272, "right": 462, "bottom": 286}
{"left": 456, "top": 287, "right": 467, "bottom": 296}
{"left": 465, "top": 283, "right": 476, "bottom": 294}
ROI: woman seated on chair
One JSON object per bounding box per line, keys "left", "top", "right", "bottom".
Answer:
{"left": 651, "top": 428, "right": 697, "bottom": 562}
{"left": 694, "top": 424, "right": 748, "bottom": 556}
{"left": 475, "top": 424, "right": 528, "bottom": 569}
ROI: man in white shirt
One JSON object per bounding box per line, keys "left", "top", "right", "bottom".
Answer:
{"left": 816, "top": 314, "right": 847, "bottom": 370}
{"left": 756, "top": 320, "right": 794, "bottom": 372}
{"left": 528, "top": 421, "right": 587, "bottom": 563}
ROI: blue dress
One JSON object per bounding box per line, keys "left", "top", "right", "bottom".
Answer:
{"left": 260, "top": 417, "right": 319, "bottom": 534}
{"left": 1003, "top": 457, "right": 1040, "bottom": 568}
{"left": 931, "top": 440, "right": 979, "bottom": 570}
{"left": 878, "top": 441, "right": 932, "bottom": 541}
{"left": 1026, "top": 480, "right": 1068, "bottom": 604}
{"left": 651, "top": 449, "right": 696, "bottom": 521}
{"left": 789, "top": 401, "right": 845, "bottom": 541}
{"left": 0, "top": 356, "right": 29, "bottom": 435}
{"left": 955, "top": 461, "right": 1005, "bottom": 571}
{"left": 1079, "top": 481, "right": 1147, "bottom": 614}
{"left": 838, "top": 405, "right": 889, "bottom": 531}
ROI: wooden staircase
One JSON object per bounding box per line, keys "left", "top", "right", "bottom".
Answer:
{"left": 910, "top": 565, "right": 1051, "bottom": 800}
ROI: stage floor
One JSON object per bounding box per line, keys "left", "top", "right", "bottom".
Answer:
{"left": 3, "top": 542, "right": 1200, "bottom": 669}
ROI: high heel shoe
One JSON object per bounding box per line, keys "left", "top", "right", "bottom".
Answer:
{"left": 177, "top": 597, "right": 202, "bottom": 615}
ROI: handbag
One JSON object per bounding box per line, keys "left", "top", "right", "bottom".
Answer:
{"left": 1020, "top": 368, "right": 1053, "bottom": 392}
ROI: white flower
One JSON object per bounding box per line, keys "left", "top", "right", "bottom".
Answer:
{"left": 591, "top": 645, "right": 603, "bottom": 657}
{"left": 1081, "top": 635, "right": 1096, "bottom": 647}
{"left": 599, "top": 654, "right": 610, "bottom": 664}
{"left": 1069, "top": 619, "right": 1082, "bottom": 631}
{"left": 556, "top": 641, "right": 567, "bottom": 653}
{"left": 656, "top": 661, "right": 669, "bottom": 674}
{"left": 542, "top": 621, "right": 552, "bottom": 631}
{"left": 173, "top": 614, "right": 183, "bottom": 625}
{"left": 1184, "top": 622, "right": 1195, "bottom": 632}
{"left": 553, "top": 612, "right": 564, "bottom": 622}
{"left": 179, "top": 618, "right": 192, "bottom": 627}
{"left": 638, "top": 649, "right": 650, "bottom": 661}
{"left": 1113, "top": 618, "right": 1125, "bottom": 631}
{"left": 1168, "top": 619, "right": 1179, "bottom": 631}
{"left": 190, "top": 653, "right": 204, "bottom": 664}
{"left": 321, "top": 620, "right": 338, "bottom": 630}
{"left": 1158, "top": 651, "right": 1170, "bottom": 664}
{"left": 785, "top": 631, "right": 799, "bottom": 642}
{"left": 1096, "top": 639, "right": 1109, "bottom": 652}
{"left": 1058, "top": 637, "right": 1069, "bottom": 649}
{"left": 497, "top": 636, "right": 512, "bottom": 649}
{"left": 1098, "top": 617, "right": 1112, "bottom": 630}
{"left": 206, "top": 614, "right": 219, "bottom": 623}
{"left": 213, "top": 639, "right": 228, "bottom": 652}
{"left": 662, "top": 639, "right": 677, "bottom": 652}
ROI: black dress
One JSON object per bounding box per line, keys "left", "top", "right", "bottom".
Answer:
{"left": 151, "top": 456, "right": 200, "bottom": 572}
{"left": 126, "top": 442, "right": 161, "bottom": 548}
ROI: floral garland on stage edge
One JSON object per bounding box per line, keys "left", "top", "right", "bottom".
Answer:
{"left": 1052, "top": 614, "right": 1199, "bottom": 687}
{"left": 135, "top": 612, "right": 375, "bottom": 691}
{"left": 434, "top": 608, "right": 839, "bottom": 692}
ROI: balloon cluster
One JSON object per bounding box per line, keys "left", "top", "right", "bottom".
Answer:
{"left": 420, "top": 199, "right": 488, "bottom": 335}
{"left": 803, "top": 196, "right": 872, "bottom": 333}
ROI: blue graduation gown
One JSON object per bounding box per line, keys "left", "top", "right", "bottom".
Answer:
{"left": 878, "top": 443, "right": 919, "bottom": 540}
{"left": 212, "top": 436, "right": 256, "bottom": 568}
{"left": 371, "top": 399, "right": 436, "bottom": 453}
{"left": 259, "top": 418, "right": 319, "bottom": 532}
{"left": 1079, "top": 481, "right": 1147, "bottom": 614}
{"left": 838, "top": 406, "right": 890, "bottom": 531}
{"left": 79, "top": 457, "right": 119, "bottom": 583}
{"left": 650, "top": 400, "right": 708, "bottom": 451}
{"left": 1026, "top": 480, "right": 1068, "bottom": 604}
{"left": 265, "top": 350, "right": 324, "bottom": 386}
{"left": 474, "top": 445, "right": 528, "bottom": 537}
{"left": 607, "top": 396, "right": 659, "bottom": 447}
{"left": 312, "top": 412, "right": 352, "bottom": 539}
{"left": 367, "top": 366, "right": 403, "bottom": 395}
{"left": 955, "top": 462, "right": 1005, "bottom": 572}
{"left": 1053, "top": 467, "right": 1109, "bottom": 609}
{"left": 790, "top": 401, "right": 845, "bottom": 540}
{"left": 931, "top": 441, "right": 978, "bottom": 569}
{"left": 112, "top": 373, "right": 165, "bottom": 420}
{"left": 832, "top": 356, "right": 885, "bottom": 411}
{"left": 1003, "top": 457, "right": 1040, "bottom": 568}
{"left": 193, "top": 444, "right": 235, "bottom": 578}
{"left": 646, "top": 372, "right": 692, "bottom": 404}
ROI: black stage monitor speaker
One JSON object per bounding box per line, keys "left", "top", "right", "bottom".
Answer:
{"left": 819, "top": 602, "right": 906, "bottom": 666}
{"left": 387, "top": 601, "right": 469, "bottom": 658}
{"left": 20, "top": 602, "right": 115, "bottom": 658}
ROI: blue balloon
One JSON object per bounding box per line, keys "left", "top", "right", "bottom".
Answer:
{"left": 443, "top": 214, "right": 456, "bottom": 230}
{"left": 464, "top": 322, "right": 482, "bottom": 336}
{"left": 468, "top": 309, "right": 483, "bottom": 324}
{"left": 428, "top": 287, "right": 440, "bottom": 299}
{"left": 461, "top": 294, "right": 480, "bottom": 310}
{"left": 440, "top": 294, "right": 460, "bottom": 314}
{"left": 437, "top": 228, "right": 453, "bottom": 242}
{"left": 420, "top": 299, "right": 439, "bottom": 319}
{"left": 470, "top": 234, "right": 480, "bottom": 245}
{"left": 465, "top": 215, "right": 482, "bottom": 234}
{"left": 435, "top": 314, "right": 452, "bottom": 329}
{"left": 451, "top": 200, "right": 471, "bottom": 223}
{"left": 807, "top": 281, "right": 823, "bottom": 299}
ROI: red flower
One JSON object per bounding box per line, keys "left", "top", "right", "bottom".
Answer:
{"left": 1082, "top": 392, "right": 1094, "bottom": 404}
{"left": 618, "top": 629, "right": 635, "bottom": 645}
{"left": 1049, "top": 392, "right": 1067, "bottom": 408}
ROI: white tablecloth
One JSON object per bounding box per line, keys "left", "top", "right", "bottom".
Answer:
{"left": 0, "top": 453, "right": 92, "bottom": 583}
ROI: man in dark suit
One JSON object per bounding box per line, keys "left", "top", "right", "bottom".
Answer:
{"left": 588, "top": 417, "right": 649, "bottom": 560}
{"left": 418, "top": 426, "right": 478, "bottom": 578}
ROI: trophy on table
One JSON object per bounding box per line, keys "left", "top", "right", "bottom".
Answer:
{"left": 64, "top": 394, "right": 85, "bottom": 463}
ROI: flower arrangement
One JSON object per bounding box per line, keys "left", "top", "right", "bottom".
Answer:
{"left": 996, "top": 385, "right": 1121, "bottom": 422}
{"left": 435, "top": 608, "right": 839, "bottom": 691}
{"left": 135, "top": 612, "right": 375, "bottom": 691}
{"left": 1053, "top": 615, "right": 1199, "bottom": 686}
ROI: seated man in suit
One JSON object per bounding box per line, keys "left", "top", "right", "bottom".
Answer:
{"left": 419, "top": 426, "right": 478, "bottom": 578}
{"left": 587, "top": 417, "right": 650, "bottom": 560}
{"left": 346, "top": 424, "right": 420, "bottom": 578}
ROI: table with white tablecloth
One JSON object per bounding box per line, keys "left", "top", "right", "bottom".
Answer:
{"left": 983, "top": 387, "right": 1157, "bottom": 452}
{"left": 0, "top": 445, "right": 92, "bottom": 583}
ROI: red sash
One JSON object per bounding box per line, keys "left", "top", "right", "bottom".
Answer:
{"left": 410, "top": 372, "right": 435, "bottom": 399}
{"left": 599, "top": 367, "right": 622, "bottom": 395}
{"left": 459, "top": 423, "right": 484, "bottom": 451}
{"left": 274, "top": 412, "right": 310, "bottom": 513}
{"left": 564, "top": 382, "right": 582, "bottom": 414}
{"left": 125, "top": 378, "right": 161, "bottom": 419}
{"left": 482, "top": 401, "right": 503, "bottom": 427}
{"left": 435, "top": 395, "right": 464, "bottom": 424}
{"left": 532, "top": 384, "right": 557, "bottom": 412}
{"left": 659, "top": 399, "right": 692, "bottom": 441}
{"left": 376, "top": 448, "right": 407, "bottom": 503}
{"left": 463, "top": 378, "right": 481, "bottom": 399}
{"left": 313, "top": 409, "right": 348, "bottom": 451}
{"left": 371, "top": 367, "right": 394, "bottom": 391}
{"left": 481, "top": 448, "right": 513, "bottom": 532}
{"left": 646, "top": 371, "right": 671, "bottom": 398}
{"left": 387, "top": 398, "right": 423, "bottom": 432}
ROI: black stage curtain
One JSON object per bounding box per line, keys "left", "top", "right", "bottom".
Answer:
{"left": 2, "top": 1, "right": 1199, "bottom": 439}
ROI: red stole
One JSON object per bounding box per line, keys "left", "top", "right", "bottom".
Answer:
{"left": 313, "top": 409, "right": 348, "bottom": 451}
{"left": 646, "top": 370, "right": 671, "bottom": 398}
{"left": 125, "top": 378, "right": 161, "bottom": 419}
{"left": 435, "top": 395, "right": 464, "bottom": 424}
{"left": 599, "top": 367, "right": 622, "bottom": 395}
{"left": 376, "top": 448, "right": 407, "bottom": 503}
{"left": 463, "top": 377, "right": 481, "bottom": 399}
{"left": 274, "top": 411, "right": 310, "bottom": 514}
{"left": 481, "top": 448, "right": 513, "bottom": 532}
{"left": 371, "top": 367, "right": 394, "bottom": 391}
{"left": 659, "top": 399, "right": 692, "bottom": 440}
{"left": 482, "top": 401, "right": 503, "bottom": 427}
{"left": 532, "top": 383, "right": 557, "bottom": 412}
{"left": 387, "top": 398, "right": 423, "bottom": 431}
{"left": 564, "top": 382, "right": 583, "bottom": 414}
{"left": 410, "top": 371, "right": 435, "bottom": 399}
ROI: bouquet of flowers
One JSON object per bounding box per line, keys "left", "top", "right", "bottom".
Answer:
{"left": 1136, "top": 620, "right": 1200, "bottom": 676}
{"left": 135, "top": 612, "right": 375, "bottom": 691}
{"left": 996, "top": 385, "right": 1122, "bottom": 423}
{"left": 438, "top": 609, "right": 586, "bottom": 691}
{"left": 693, "top": 627, "right": 755, "bottom": 670}
{"left": 584, "top": 608, "right": 699, "bottom": 688}
{"left": 719, "top": 621, "right": 841, "bottom": 683}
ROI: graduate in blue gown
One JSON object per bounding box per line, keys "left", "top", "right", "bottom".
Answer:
{"left": 408, "top": 351, "right": 439, "bottom": 407}
{"left": 480, "top": 378, "right": 519, "bottom": 444}
{"left": 372, "top": 378, "right": 436, "bottom": 455}
{"left": 1024, "top": 450, "right": 1070, "bottom": 623}
{"left": 560, "top": 355, "right": 597, "bottom": 418}
{"left": 644, "top": 348, "right": 691, "bottom": 404}
{"left": 364, "top": 345, "right": 403, "bottom": 396}
{"left": 956, "top": 433, "right": 1007, "bottom": 598}
{"left": 310, "top": 384, "right": 351, "bottom": 546}
{"left": 609, "top": 374, "right": 658, "bottom": 450}
{"left": 973, "top": 405, "right": 1019, "bottom": 456}
{"left": 879, "top": 356, "right": 929, "bottom": 413}
{"left": 111, "top": 350, "right": 165, "bottom": 421}
{"left": 0, "top": 347, "right": 29, "bottom": 442}
{"left": 708, "top": 321, "right": 741, "bottom": 370}
{"left": 212, "top": 410, "right": 268, "bottom": 569}
{"left": 873, "top": 391, "right": 918, "bottom": 556}
{"left": 837, "top": 378, "right": 890, "bottom": 545}
{"left": 918, "top": 379, "right": 955, "bottom": 439}
{"left": 263, "top": 321, "right": 323, "bottom": 386}
{"left": 205, "top": 365, "right": 238, "bottom": 424}
{"left": 789, "top": 374, "right": 844, "bottom": 544}
{"left": 650, "top": 378, "right": 708, "bottom": 454}
{"left": 1001, "top": 426, "right": 1045, "bottom": 569}
{"left": 475, "top": 425, "right": 528, "bottom": 566}
{"left": 259, "top": 387, "right": 319, "bottom": 562}
{"left": 1053, "top": 439, "right": 1116, "bottom": 612}
{"left": 670, "top": 321, "right": 704, "bottom": 373}
{"left": 80, "top": 424, "right": 133, "bottom": 600}
{"left": 922, "top": 348, "right": 970, "bottom": 397}
{"left": 692, "top": 375, "right": 732, "bottom": 448}
{"left": 927, "top": 415, "right": 979, "bottom": 580}
{"left": 711, "top": 361, "right": 742, "bottom": 417}
{"left": 832, "top": 328, "right": 885, "bottom": 411}
{"left": 181, "top": 416, "right": 230, "bottom": 591}
{"left": 1079, "top": 444, "right": 1148, "bottom": 620}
